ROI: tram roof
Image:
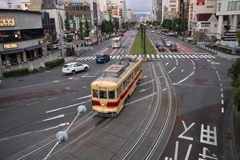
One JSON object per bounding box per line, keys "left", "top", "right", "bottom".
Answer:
{"left": 94, "top": 56, "right": 141, "bottom": 84}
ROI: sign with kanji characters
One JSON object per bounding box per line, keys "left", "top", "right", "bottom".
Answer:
{"left": 3, "top": 43, "right": 17, "bottom": 49}
{"left": 0, "top": 17, "right": 15, "bottom": 27}
{"left": 197, "top": 0, "right": 205, "bottom": 5}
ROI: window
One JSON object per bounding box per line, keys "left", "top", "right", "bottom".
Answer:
{"left": 93, "top": 89, "right": 98, "bottom": 98}
{"left": 117, "top": 86, "right": 121, "bottom": 98}
{"left": 76, "top": 6, "right": 79, "bottom": 11}
{"left": 72, "top": 7, "right": 75, "bottom": 11}
{"left": 99, "top": 90, "right": 107, "bottom": 99}
{"left": 216, "top": 1, "right": 221, "bottom": 12}
{"left": 214, "top": 24, "right": 218, "bottom": 27}
{"left": 170, "top": 0, "right": 176, "bottom": 2}
{"left": 228, "top": 0, "right": 240, "bottom": 11}
{"left": 207, "top": 6, "right": 214, "bottom": 8}
{"left": 170, "top": 5, "right": 176, "bottom": 7}
{"left": 201, "top": 24, "right": 210, "bottom": 27}
{"left": 108, "top": 91, "right": 115, "bottom": 99}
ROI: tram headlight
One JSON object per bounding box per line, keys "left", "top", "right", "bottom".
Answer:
{"left": 102, "top": 103, "right": 105, "bottom": 106}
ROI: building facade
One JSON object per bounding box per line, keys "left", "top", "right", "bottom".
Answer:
{"left": 0, "top": 9, "right": 44, "bottom": 65}
{"left": 216, "top": 0, "right": 240, "bottom": 37}
{"left": 161, "top": 0, "right": 179, "bottom": 23}
{"left": 126, "top": 9, "right": 132, "bottom": 22}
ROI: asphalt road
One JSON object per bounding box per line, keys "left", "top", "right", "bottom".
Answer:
{"left": 0, "top": 30, "right": 236, "bottom": 160}
{"left": 147, "top": 30, "right": 235, "bottom": 160}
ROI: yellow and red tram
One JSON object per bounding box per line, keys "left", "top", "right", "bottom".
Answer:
{"left": 91, "top": 55, "right": 142, "bottom": 117}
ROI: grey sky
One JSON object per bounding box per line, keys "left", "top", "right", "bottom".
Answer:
{"left": 1, "top": 0, "right": 21, "bottom": 8}
{"left": 1, "top": 0, "right": 152, "bottom": 14}
{"left": 126, "top": 0, "right": 151, "bottom": 14}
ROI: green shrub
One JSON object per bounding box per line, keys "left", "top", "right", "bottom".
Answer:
{"left": 188, "top": 40, "right": 193, "bottom": 43}
{"left": 3, "top": 68, "right": 29, "bottom": 77}
{"left": 45, "top": 58, "right": 65, "bottom": 69}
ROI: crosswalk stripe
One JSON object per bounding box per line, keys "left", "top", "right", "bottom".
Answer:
{"left": 76, "top": 54, "right": 217, "bottom": 61}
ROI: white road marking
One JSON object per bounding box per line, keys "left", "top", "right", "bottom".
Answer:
{"left": 27, "top": 102, "right": 39, "bottom": 106}
{"left": 124, "top": 93, "right": 156, "bottom": 106}
{"left": 69, "top": 77, "right": 74, "bottom": 80}
{"left": 222, "top": 100, "right": 224, "bottom": 104}
{"left": 173, "top": 55, "right": 177, "bottom": 58}
{"left": 140, "top": 87, "right": 151, "bottom": 92}
{"left": 73, "top": 95, "right": 92, "bottom": 101}
{"left": 48, "top": 97, "right": 58, "bottom": 100}
{"left": 161, "top": 55, "right": 164, "bottom": 58}
{"left": 162, "top": 88, "right": 167, "bottom": 91}
{"left": 222, "top": 107, "right": 224, "bottom": 113}
{"left": 176, "top": 59, "right": 178, "bottom": 65}
{"left": 53, "top": 80, "right": 59, "bottom": 83}
{"left": 73, "top": 78, "right": 80, "bottom": 80}
{"left": 221, "top": 93, "right": 223, "bottom": 98}
{"left": 157, "top": 55, "right": 160, "bottom": 58}
{"left": 213, "top": 66, "right": 216, "bottom": 70}
{"left": 46, "top": 101, "right": 88, "bottom": 113}
{"left": 221, "top": 88, "right": 223, "bottom": 92}
{"left": 168, "top": 67, "right": 176, "bottom": 73}
{"left": 176, "top": 71, "right": 195, "bottom": 85}
{"left": 191, "top": 59, "right": 195, "bottom": 66}
{"left": 42, "top": 114, "right": 65, "bottom": 122}
{"left": 181, "top": 69, "right": 184, "bottom": 72}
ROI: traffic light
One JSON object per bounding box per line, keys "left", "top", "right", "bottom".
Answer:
{"left": 74, "top": 30, "right": 77, "bottom": 34}
{"left": 224, "top": 25, "right": 231, "bottom": 31}
{"left": 14, "top": 34, "right": 18, "bottom": 38}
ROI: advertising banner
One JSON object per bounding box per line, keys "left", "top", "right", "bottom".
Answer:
{"left": 197, "top": 0, "right": 205, "bottom": 5}
{"left": 76, "top": 17, "right": 79, "bottom": 31}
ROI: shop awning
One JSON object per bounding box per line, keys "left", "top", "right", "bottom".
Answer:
{"left": 0, "top": 49, "right": 24, "bottom": 55}
{"left": 25, "top": 44, "right": 44, "bottom": 51}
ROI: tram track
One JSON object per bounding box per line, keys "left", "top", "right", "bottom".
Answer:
{"left": 119, "top": 60, "right": 176, "bottom": 160}
{"left": 16, "top": 112, "right": 113, "bottom": 160}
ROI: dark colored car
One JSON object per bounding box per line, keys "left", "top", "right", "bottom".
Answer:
{"left": 161, "top": 37, "right": 165, "bottom": 43}
{"left": 96, "top": 54, "right": 110, "bottom": 63}
{"left": 170, "top": 43, "right": 178, "bottom": 51}
{"left": 155, "top": 41, "right": 162, "bottom": 48}
{"left": 158, "top": 43, "right": 165, "bottom": 51}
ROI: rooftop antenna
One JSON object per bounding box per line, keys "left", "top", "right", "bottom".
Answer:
{"left": 7, "top": 0, "right": 12, "bottom": 9}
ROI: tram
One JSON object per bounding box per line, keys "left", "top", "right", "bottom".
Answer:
{"left": 91, "top": 55, "right": 142, "bottom": 117}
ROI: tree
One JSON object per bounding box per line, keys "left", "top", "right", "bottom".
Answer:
{"left": 236, "top": 32, "right": 240, "bottom": 46}
{"left": 101, "top": 20, "right": 108, "bottom": 33}
{"left": 64, "top": 19, "right": 70, "bottom": 31}
{"left": 115, "top": 21, "right": 119, "bottom": 30}
{"left": 227, "top": 58, "right": 240, "bottom": 105}
{"left": 63, "top": 35, "right": 73, "bottom": 42}
{"left": 109, "top": 20, "right": 114, "bottom": 34}
{"left": 78, "top": 20, "right": 84, "bottom": 40}
{"left": 84, "top": 20, "right": 91, "bottom": 37}
{"left": 122, "top": 22, "right": 127, "bottom": 29}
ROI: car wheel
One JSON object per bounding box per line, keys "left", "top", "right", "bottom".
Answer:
{"left": 72, "top": 70, "right": 76, "bottom": 75}
{"left": 84, "top": 67, "right": 88, "bottom": 71}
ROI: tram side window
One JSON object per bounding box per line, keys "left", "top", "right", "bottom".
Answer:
{"left": 93, "top": 89, "right": 98, "bottom": 98}
{"left": 117, "top": 86, "right": 121, "bottom": 98}
{"left": 99, "top": 90, "right": 107, "bottom": 99}
{"left": 108, "top": 91, "right": 115, "bottom": 99}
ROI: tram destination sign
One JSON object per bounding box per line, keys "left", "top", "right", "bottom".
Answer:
{"left": 0, "top": 17, "right": 15, "bottom": 27}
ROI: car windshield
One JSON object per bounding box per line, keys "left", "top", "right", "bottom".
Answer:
{"left": 160, "top": 45, "right": 165, "bottom": 47}
{"left": 97, "top": 55, "right": 104, "bottom": 58}
{"left": 64, "top": 64, "right": 73, "bottom": 68}
{"left": 172, "top": 44, "right": 177, "bottom": 47}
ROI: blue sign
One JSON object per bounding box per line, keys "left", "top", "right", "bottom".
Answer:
{"left": 68, "top": 3, "right": 89, "bottom": 6}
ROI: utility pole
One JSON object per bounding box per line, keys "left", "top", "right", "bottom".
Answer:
{"left": 182, "top": 3, "right": 185, "bottom": 41}
{"left": 144, "top": 25, "right": 146, "bottom": 54}
{"left": 141, "top": 23, "right": 143, "bottom": 41}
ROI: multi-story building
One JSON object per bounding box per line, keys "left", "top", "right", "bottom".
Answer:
{"left": 0, "top": 9, "right": 45, "bottom": 65}
{"left": 161, "top": 0, "right": 178, "bottom": 23}
{"left": 126, "top": 9, "right": 132, "bottom": 22}
{"left": 64, "top": 2, "right": 91, "bottom": 32}
{"left": 132, "top": 11, "right": 137, "bottom": 22}
{"left": 107, "top": 0, "right": 127, "bottom": 22}
{"left": 216, "top": 0, "right": 240, "bottom": 37}
{"left": 153, "top": 0, "right": 162, "bottom": 22}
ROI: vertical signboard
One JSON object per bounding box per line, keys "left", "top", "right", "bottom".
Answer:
{"left": 76, "top": 17, "right": 79, "bottom": 31}
{"left": 187, "top": 0, "right": 190, "bottom": 21}
{"left": 117, "top": 8, "right": 119, "bottom": 16}
{"left": 97, "top": 2, "right": 101, "bottom": 24}
{"left": 197, "top": 0, "right": 205, "bottom": 5}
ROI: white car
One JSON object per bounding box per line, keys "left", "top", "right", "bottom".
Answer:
{"left": 166, "top": 41, "right": 172, "bottom": 47}
{"left": 151, "top": 30, "right": 154, "bottom": 33}
{"left": 62, "top": 62, "right": 89, "bottom": 74}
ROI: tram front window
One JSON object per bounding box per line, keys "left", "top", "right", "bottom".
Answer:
{"left": 93, "top": 89, "right": 98, "bottom": 98}
{"left": 108, "top": 91, "right": 115, "bottom": 99}
{"left": 99, "top": 90, "right": 107, "bottom": 99}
